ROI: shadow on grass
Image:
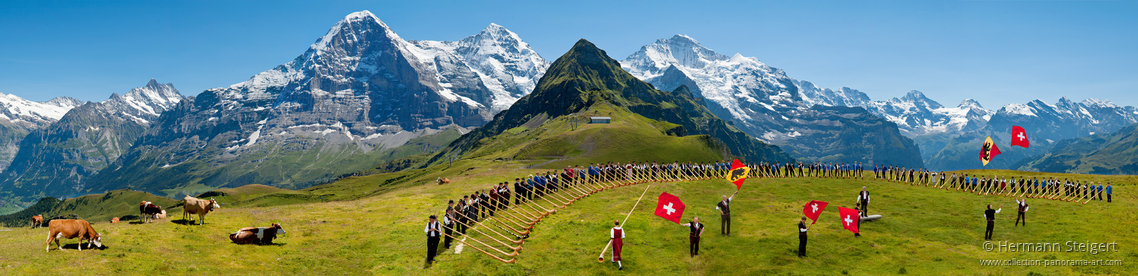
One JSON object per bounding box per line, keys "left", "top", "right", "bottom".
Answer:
{"left": 171, "top": 219, "right": 204, "bottom": 225}
{"left": 238, "top": 242, "right": 288, "bottom": 246}
{"left": 50, "top": 243, "right": 109, "bottom": 251}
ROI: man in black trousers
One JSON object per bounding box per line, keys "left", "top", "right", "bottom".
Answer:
{"left": 444, "top": 200, "right": 455, "bottom": 249}
{"left": 857, "top": 186, "right": 870, "bottom": 218}
{"left": 716, "top": 191, "right": 738, "bottom": 236}
{"left": 798, "top": 216, "right": 809, "bottom": 258}
{"left": 680, "top": 217, "right": 705, "bottom": 257}
{"left": 1015, "top": 198, "right": 1028, "bottom": 227}
{"left": 984, "top": 204, "right": 1002, "bottom": 240}
{"left": 424, "top": 215, "right": 441, "bottom": 265}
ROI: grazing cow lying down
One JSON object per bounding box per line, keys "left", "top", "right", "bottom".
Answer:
{"left": 45, "top": 219, "right": 102, "bottom": 252}
{"left": 183, "top": 196, "right": 220, "bottom": 225}
{"left": 110, "top": 217, "right": 120, "bottom": 224}
{"left": 31, "top": 215, "right": 43, "bottom": 228}
{"left": 155, "top": 210, "right": 167, "bottom": 219}
{"left": 437, "top": 177, "right": 450, "bottom": 185}
{"left": 229, "top": 223, "right": 285, "bottom": 245}
{"left": 139, "top": 201, "right": 163, "bottom": 223}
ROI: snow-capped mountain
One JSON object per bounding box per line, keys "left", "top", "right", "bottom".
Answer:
{"left": 0, "top": 80, "right": 183, "bottom": 202}
{"left": 0, "top": 94, "right": 84, "bottom": 172}
{"left": 84, "top": 11, "right": 546, "bottom": 196}
{"left": 0, "top": 93, "right": 83, "bottom": 129}
{"left": 623, "top": 35, "right": 807, "bottom": 123}
{"left": 986, "top": 97, "right": 1138, "bottom": 141}
{"left": 411, "top": 23, "right": 548, "bottom": 112}
{"left": 621, "top": 35, "right": 924, "bottom": 166}
{"left": 859, "top": 91, "right": 994, "bottom": 136}
{"left": 101, "top": 79, "right": 183, "bottom": 123}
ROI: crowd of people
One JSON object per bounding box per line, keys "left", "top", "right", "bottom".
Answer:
{"left": 424, "top": 159, "right": 1118, "bottom": 268}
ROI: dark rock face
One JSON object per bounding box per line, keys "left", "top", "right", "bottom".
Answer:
{"left": 781, "top": 106, "right": 924, "bottom": 167}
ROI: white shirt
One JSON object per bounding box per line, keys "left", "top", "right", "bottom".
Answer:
{"left": 610, "top": 226, "right": 625, "bottom": 239}
{"left": 1016, "top": 199, "right": 1029, "bottom": 212}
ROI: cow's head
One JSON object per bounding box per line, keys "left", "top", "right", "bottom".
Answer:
{"left": 272, "top": 223, "right": 285, "bottom": 234}
{"left": 209, "top": 198, "right": 221, "bottom": 210}
{"left": 91, "top": 234, "right": 103, "bottom": 248}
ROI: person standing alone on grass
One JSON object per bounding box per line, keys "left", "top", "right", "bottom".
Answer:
{"left": 798, "top": 216, "right": 809, "bottom": 258}
{"left": 425, "top": 215, "right": 441, "bottom": 266}
{"left": 610, "top": 220, "right": 625, "bottom": 270}
{"left": 717, "top": 191, "right": 738, "bottom": 236}
{"left": 680, "top": 217, "right": 705, "bottom": 257}
{"left": 1015, "top": 198, "right": 1028, "bottom": 227}
{"left": 984, "top": 204, "right": 1002, "bottom": 240}
{"left": 1106, "top": 183, "right": 1112, "bottom": 202}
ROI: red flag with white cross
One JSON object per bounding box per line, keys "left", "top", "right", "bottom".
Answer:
{"left": 1011, "top": 126, "right": 1029, "bottom": 148}
{"left": 838, "top": 207, "right": 860, "bottom": 234}
{"left": 654, "top": 192, "right": 686, "bottom": 224}
{"left": 803, "top": 200, "right": 828, "bottom": 224}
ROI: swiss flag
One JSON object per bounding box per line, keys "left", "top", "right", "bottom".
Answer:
{"left": 654, "top": 192, "right": 686, "bottom": 224}
{"left": 838, "top": 207, "right": 859, "bottom": 234}
{"left": 1011, "top": 126, "right": 1029, "bottom": 148}
{"left": 726, "top": 159, "right": 750, "bottom": 190}
{"left": 802, "top": 200, "right": 828, "bottom": 224}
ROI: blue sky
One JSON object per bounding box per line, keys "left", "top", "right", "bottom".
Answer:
{"left": 1, "top": 0, "right": 1135, "bottom": 110}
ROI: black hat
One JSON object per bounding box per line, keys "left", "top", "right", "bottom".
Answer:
{"left": 430, "top": 215, "right": 437, "bottom": 219}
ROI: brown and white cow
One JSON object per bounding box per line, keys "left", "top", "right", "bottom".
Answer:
{"left": 139, "top": 201, "right": 163, "bottom": 223}
{"left": 229, "top": 223, "right": 286, "bottom": 245}
{"left": 31, "top": 215, "right": 44, "bottom": 228}
{"left": 44, "top": 219, "right": 102, "bottom": 252}
{"left": 110, "top": 217, "right": 120, "bottom": 224}
{"left": 182, "top": 196, "right": 220, "bottom": 225}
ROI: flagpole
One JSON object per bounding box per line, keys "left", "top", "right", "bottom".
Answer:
{"left": 598, "top": 184, "right": 652, "bottom": 262}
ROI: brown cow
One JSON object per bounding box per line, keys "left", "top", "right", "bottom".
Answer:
{"left": 229, "top": 223, "right": 286, "bottom": 245}
{"left": 110, "top": 217, "right": 120, "bottom": 224}
{"left": 139, "top": 201, "right": 163, "bottom": 223}
{"left": 182, "top": 196, "right": 220, "bottom": 225}
{"left": 436, "top": 177, "right": 450, "bottom": 185}
{"left": 155, "top": 210, "right": 167, "bottom": 220}
{"left": 45, "top": 219, "right": 102, "bottom": 252}
{"left": 31, "top": 215, "right": 43, "bottom": 228}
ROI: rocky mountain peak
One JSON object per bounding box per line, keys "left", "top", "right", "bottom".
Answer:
{"left": 899, "top": 90, "right": 943, "bottom": 110}
{"left": 104, "top": 79, "right": 183, "bottom": 120}
{"left": 958, "top": 98, "right": 985, "bottom": 109}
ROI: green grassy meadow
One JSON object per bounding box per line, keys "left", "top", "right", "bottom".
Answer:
{"left": 0, "top": 162, "right": 1132, "bottom": 275}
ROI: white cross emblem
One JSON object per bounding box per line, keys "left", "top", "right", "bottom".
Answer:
{"left": 811, "top": 203, "right": 819, "bottom": 213}
{"left": 664, "top": 202, "right": 676, "bottom": 215}
{"left": 844, "top": 215, "right": 854, "bottom": 226}
{"left": 1017, "top": 132, "right": 1026, "bottom": 141}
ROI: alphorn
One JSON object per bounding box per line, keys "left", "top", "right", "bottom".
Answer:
{"left": 447, "top": 230, "right": 518, "bottom": 257}
{"left": 442, "top": 232, "right": 517, "bottom": 263}
{"left": 455, "top": 212, "right": 524, "bottom": 246}
{"left": 598, "top": 184, "right": 652, "bottom": 262}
